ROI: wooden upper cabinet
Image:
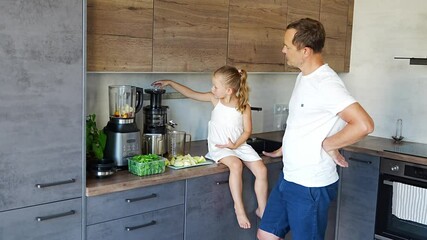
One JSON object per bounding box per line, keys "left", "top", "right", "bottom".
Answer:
{"left": 87, "top": 0, "right": 153, "bottom": 72}
{"left": 86, "top": 0, "right": 353, "bottom": 72}
{"left": 286, "top": 0, "right": 321, "bottom": 72}
{"left": 286, "top": 0, "right": 353, "bottom": 72}
{"left": 153, "top": 0, "right": 229, "bottom": 72}
{"left": 287, "top": 0, "right": 321, "bottom": 22}
{"left": 320, "top": 0, "right": 353, "bottom": 72}
{"left": 228, "top": 0, "right": 287, "bottom": 72}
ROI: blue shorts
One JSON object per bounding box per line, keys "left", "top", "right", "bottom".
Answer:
{"left": 259, "top": 173, "right": 338, "bottom": 240}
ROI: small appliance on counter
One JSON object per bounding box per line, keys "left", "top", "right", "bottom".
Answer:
{"left": 89, "top": 161, "right": 116, "bottom": 178}
{"left": 104, "top": 85, "right": 143, "bottom": 168}
{"left": 142, "top": 88, "right": 168, "bottom": 156}
{"left": 167, "top": 130, "right": 192, "bottom": 159}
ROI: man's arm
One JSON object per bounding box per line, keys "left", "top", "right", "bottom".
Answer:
{"left": 322, "top": 102, "right": 374, "bottom": 167}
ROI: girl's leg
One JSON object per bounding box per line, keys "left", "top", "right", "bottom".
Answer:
{"left": 244, "top": 160, "right": 268, "bottom": 218}
{"left": 219, "top": 156, "right": 251, "bottom": 229}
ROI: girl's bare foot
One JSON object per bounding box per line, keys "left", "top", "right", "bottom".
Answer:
{"left": 235, "top": 210, "right": 251, "bottom": 229}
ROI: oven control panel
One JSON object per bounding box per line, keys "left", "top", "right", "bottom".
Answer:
{"left": 381, "top": 158, "right": 427, "bottom": 183}
{"left": 405, "top": 165, "right": 427, "bottom": 180}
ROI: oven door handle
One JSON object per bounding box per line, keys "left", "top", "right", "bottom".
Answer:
{"left": 375, "top": 233, "right": 410, "bottom": 240}
{"left": 383, "top": 180, "right": 393, "bottom": 186}
{"left": 382, "top": 174, "right": 427, "bottom": 189}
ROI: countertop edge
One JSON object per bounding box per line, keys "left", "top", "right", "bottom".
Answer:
{"left": 86, "top": 156, "right": 281, "bottom": 197}
{"left": 86, "top": 132, "right": 427, "bottom": 197}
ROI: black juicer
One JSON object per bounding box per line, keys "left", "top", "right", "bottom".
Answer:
{"left": 142, "top": 88, "right": 168, "bottom": 155}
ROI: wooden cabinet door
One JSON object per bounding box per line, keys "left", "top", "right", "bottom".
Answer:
{"left": 86, "top": 0, "right": 353, "bottom": 72}
{"left": 153, "top": 0, "right": 229, "bottom": 72}
{"left": 320, "top": 0, "right": 353, "bottom": 72}
{"left": 186, "top": 170, "right": 257, "bottom": 240}
{"left": 87, "top": 0, "right": 153, "bottom": 71}
{"left": 336, "top": 151, "right": 380, "bottom": 240}
{"left": 228, "top": 0, "right": 287, "bottom": 72}
{"left": 286, "top": 0, "right": 320, "bottom": 72}
{"left": 286, "top": 0, "right": 353, "bottom": 73}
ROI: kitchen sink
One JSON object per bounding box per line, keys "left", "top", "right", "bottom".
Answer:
{"left": 246, "top": 137, "right": 282, "bottom": 154}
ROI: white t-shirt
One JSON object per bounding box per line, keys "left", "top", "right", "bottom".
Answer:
{"left": 282, "top": 64, "right": 356, "bottom": 187}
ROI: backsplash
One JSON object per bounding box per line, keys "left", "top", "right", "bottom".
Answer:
{"left": 86, "top": 73, "right": 296, "bottom": 140}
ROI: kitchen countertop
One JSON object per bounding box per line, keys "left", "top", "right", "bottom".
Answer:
{"left": 86, "top": 131, "right": 427, "bottom": 197}
{"left": 343, "top": 136, "right": 427, "bottom": 165}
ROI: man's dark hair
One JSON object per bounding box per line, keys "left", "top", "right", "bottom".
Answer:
{"left": 286, "top": 18, "right": 325, "bottom": 53}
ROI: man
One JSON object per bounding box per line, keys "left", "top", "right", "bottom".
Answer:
{"left": 257, "top": 18, "right": 374, "bottom": 240}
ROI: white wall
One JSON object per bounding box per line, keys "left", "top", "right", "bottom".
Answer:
{"left": 342, "top": 0, "right": 427, "bottom": 143}
{"left": 87, "top": 0, "right": 427, "bottom": 143}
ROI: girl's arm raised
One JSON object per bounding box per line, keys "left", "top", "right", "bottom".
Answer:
{"left": 152, "top": 80, "right": 213, "bottom": 102}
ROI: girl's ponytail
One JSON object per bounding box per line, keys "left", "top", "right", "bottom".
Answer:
{"left": 236, "top": 69, "right": 249, "bottom": 113}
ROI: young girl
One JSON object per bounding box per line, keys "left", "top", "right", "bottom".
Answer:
{"left": 153, "top": 65, "right": 267, "bottom": 229}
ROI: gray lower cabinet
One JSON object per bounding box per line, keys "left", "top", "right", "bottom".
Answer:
{"left": 185, "top": 169, "right": 258, "bottom": 240}
{"left": 87, "top": 205, "right": 184, "bottom": 240}
{"left": 0, "top": 0, "right": 83, "bottom": 239}
{"left": 86, "top": 181, "right": 185, "bottom": 240}
{"left": 0, "top": 198, "right": 82, "bottom": 240}
{"left": 335, "top": 151, "right": 380, "bottom": 240}
{"left": 266, "top": 161, "right": 283, "bottom": 193}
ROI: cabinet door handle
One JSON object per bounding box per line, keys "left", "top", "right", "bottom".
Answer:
{"left": 35, "top": 178, "right": 76, "bottom": 188}
{"left": 125, "top": 193, "right": 157, "bottom": 203}
{"left": 348, "top": 157, "right": 372, "bottom": 165}
{"left": 216, "top": 180, "right": 229, "bottom": 185}
{"left": 35, "top": 210, "right": 76, "bottom": 222}
{"left": 125, "top": 220, "right": 156, "bottom": 231}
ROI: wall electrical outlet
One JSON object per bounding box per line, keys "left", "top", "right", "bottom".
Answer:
{"left": 274, "top": 103, "right": 288, "bottom": 130}
{"left": 274, "top": 104, "right": 288, "bottom": 115}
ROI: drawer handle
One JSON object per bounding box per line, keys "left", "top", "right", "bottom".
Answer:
{"left": 216, "top": 180, "right": 229, "bottom": 185}
{"left": 125, "top": 193, "right": 157, "bottom": 203}
{"left": 348, "top": 157, "right": 372, "bottom": 165}
{"left": 125, "top": 220, "right": 156, "bottom": 231}
{"left": 36, "top": 210, "right": 76, "bottom": 222}
{"left": 35, "top": 178, "right": 76, "bottom": 189}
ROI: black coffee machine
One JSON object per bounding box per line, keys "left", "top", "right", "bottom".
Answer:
{"left": 142, "top": 88, "right": 168, "bottom": 155}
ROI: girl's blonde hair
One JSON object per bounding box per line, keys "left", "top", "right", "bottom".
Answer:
{"left": 214, "top": 65, "right": 249, "bottom": 113}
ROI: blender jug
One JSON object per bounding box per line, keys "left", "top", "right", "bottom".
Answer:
{"left": 105, "top": 85, "right": 143, "bottom": 168}
{"left": 109, "top": 85, "right": 143, "bottom": 119}
{"left": 167, "top": 130, "right": 191, "bottom": 159}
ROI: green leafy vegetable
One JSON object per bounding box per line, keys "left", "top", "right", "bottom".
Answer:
{"left": 86, "top": 114, "right": 107, "bottom": 160}
{"left": 128, "top": 154, "right": 165, "bottom": 176}
{"left": 130, "top": 154, "right": 160, "bottom": 163}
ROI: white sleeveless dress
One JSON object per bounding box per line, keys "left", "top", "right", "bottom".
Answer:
{"left": 206, "top": 101, "right": 261, "bottom": 162}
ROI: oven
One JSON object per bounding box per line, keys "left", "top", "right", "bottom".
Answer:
{"left": 375, "top": 158, "right": 427, "bottom": 240}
